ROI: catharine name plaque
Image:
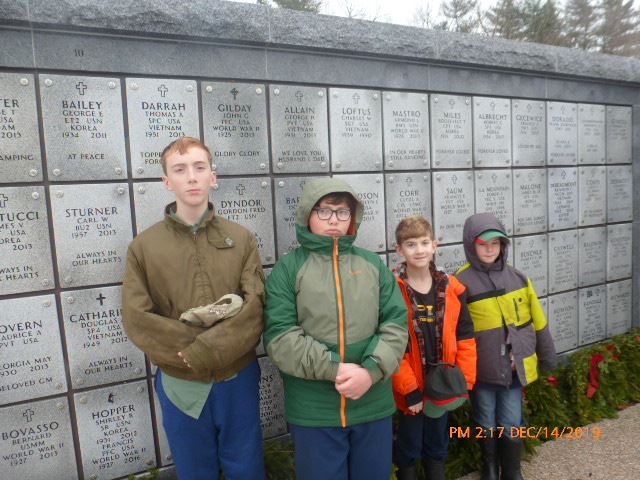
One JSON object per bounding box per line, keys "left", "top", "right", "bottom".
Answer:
{"left": 50, "top": 184, "right": 133, "bottom": 288}
{"left": 269, "top": 85, "right": 329, "bottom": 174}
{"left": 202, "top": 82, "right": 269, "bottom": 175}
{"left": 132, "top": 182, "right": 175, "bottom": 234}
{"left": 433, "top": 171, "right": 475, "bottom": 244}
{"left": 606, "top": 106, "right": 632, "bottom": 164}
{"left": 513, "top": 235, "right": 547, "bottom": 296}
{"left": 474, "top": 170, "right": 513, "bottom": 235}
{"left": 513, "top": 169, "right": 547, "bottom": 235}
{"left": 329, "top": 88, "right": 382, "bottom": 172}
{"left": 548, "top": 291, "right": 578, "bottom": 353}
{"left": 548, "top": 230, "right": 578, "bottom": 294}
{"left": 74, "top": 381, "right": 155, "bottom": 480}
{"left": 0, "top": 73, "right": 43, "bottom": 182}
{"left": 0, "top": 186, "right": 54, "bottom": 295}
{"left": 383, "top": 91, "right": 430, "bottom": 170}
{"left": 39, "top": 74, "right": 126, "bottom": 181}
{"left": 435, "top": 244, "right": 466, "bottom": 275}
{"left": 607, "top": 280, "right": 632, "bottom": 337}
{"left": 430, "top": 95, "right": 472, "bottom": 169}
{"left": 0, "top": 397, "right": 77, "bottom": 479}
{"left": 473, "top": 97, "right": 511, "bottom": 167}
{"left": 606, "top": 223, "right": 632, "bottom": 281}
{"left": 548, "top": 168, "right": 578, "bottom": 230}
{"left": 578, "top": 104, "right": 605, "bottom": 164}
{"left": 578, "top": 166, "right": 606, "bottom": 226}
{"left": 607, "top": 165, "right": 633, "bottom": 222}
{"left": 547, "top": 102, "right": 577, "bottom": 165}
{"left": 0, "top": 294, "right": 67, "bottom": 404}
{"left": 258, "top": 356, "right": 286, "bottom": 439}
{"left": 62, "top": 285, "right": 146, "bottom": 389}
{"left": 385, "top": 173, "right": 432, "bottom": 248}
{"left": 127, "top": 78, "right": 200, "bottom": 179}
{"left": 578, "top": 285, "right": 606, "bottom": 346}
{"left": 512, "top": 99, "right": 545, "bottom": 167}
{"left": 578, "top": 227, "right": 606, "bottom": 287}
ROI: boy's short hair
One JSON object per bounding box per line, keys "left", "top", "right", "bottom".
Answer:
{"left": 395, "top": 215, "right": 434, "bottom": 245}
{"left": 313, "top": 192, "right": 357, "bottom": 212}
{"left": 160, "top": 137, "right": 212, "bottom": 174}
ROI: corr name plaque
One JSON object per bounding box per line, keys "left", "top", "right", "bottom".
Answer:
{"left": 383, "top": 91, "right": 430, "bottom": 170}
{"left": 385, "top": 173, "right": 431, "bottom": 247}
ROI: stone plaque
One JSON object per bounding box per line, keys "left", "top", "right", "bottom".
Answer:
{"left": 546, "top": 102, "right": 577, "bottom": 165}
{"left": 0, "top": 73, "right": 43, "bottom": 182}
{"left": 0, "top": 294, "right": 66, "bottom": 404}
{"left": 212, "top": 177, "right": 275, "bottom": 264}
{"left": 473, "top": 97, "right": 511, "bottom": 167}
{"left": 269, "top": 85, "right": 329, "bottom": 174}
{"left": 74, "top": 381, "right": 155, "bottom": 479}
{"left": 547, "top": 167, "right": 578, "bottom": 230}
{"left": 540, "top": 297, "right": 548, "bottom": 319}
{"left": 547, "top": 230, "right": 578, "bottom": 294}
{"left": 606, "top": 106, "right": 632, "bottom": 164}
{"left": 50, "top": 184, "right": 133, "bottom": 288}
{"left": 0, "top": 187, "right": 54, "bottom": 295}
{"left": 335, "top": 174, "right": 386, "bottom": 252}
{"left": 0, "top": 397, "right": 77, "bottom": 479}
{"left": 329, "top": 88, "right": 382, "bottom": 172}
{"left": 388, "top": 252, "right": 402, "bottom": 271}
{"left": 435, "top": 243, "right": 467, "bottom": 275}
{"left": 578, "top": 227, "right": 606, "bottom": 287}
{"left": 578, "top": 104, "right": 605, "bottom": 164}
{"left": 127, "top": 78, "right": 200, "bottom": 179}
{"left": 513, "top": 169, "right": 547, "bottom": 235}
{"left": 258, "top": 356, "right": 286, "bottom": 439}
{"left": 151, "top": 389, "right": 173, "bottom": 466}
{"left": 385, "top": 173, "right": 432, "bottom": 248}
{"left": 433, "top": 171, "right": 475, "bottom": 244}
{"left": 606, "top": 223, "right": 632, "bottom": 281}
{"left": 607, "top": 280, "right": 632, "bottom": 337}
{"left": 578, "top": 166, "right": 606, "bottom": 226}
{"left": 383, "top": 91, "right": 430, "bottom": 170}
{"left": 474, "top": 170, "right": 513, "bottom": 235}
{"left": 430, "top": 95, "right": 472, "bottom": 169}
{"left": 39, "top": 74, "right": 126, "bottom": 180}
{"left": 274, "top": 176, "right": 323, "bottom": 257}
{"left": 62, "top": 285, "right": 146, "bottom": 389}
{"left": 547, "top": 291, "right": 578, "bottom": 353}
{"left": 202, "top": 82, "right": 269, "bottom": 175}
{"left": 607, "top": 165, "right": 633, "bottom": 222}
{"left": 578, "top": 285, "right": 606, "bottom": 346}
{"left": 512, "top": 99, "right": 545, "bottom": 167}
{"left": 132, "top": 182, "right": 175, "bottom": 234}
{"left": 513, "top": 235, "right": 548, "bottom": 297}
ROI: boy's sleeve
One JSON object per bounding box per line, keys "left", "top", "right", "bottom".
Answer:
{"left": 528, "top": 278, "right": 557, "bottom": 372}
{"left": 360, "top": 264, "right": 409, "bottom": 383}
{"left": 263, "top": 258, "right": 341, "bottom": 381}
{"left": 454, "top": 289, "right": 477, "bottom": 389}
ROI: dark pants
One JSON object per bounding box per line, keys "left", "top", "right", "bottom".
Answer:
{"left": 393, "top": 411, "right": 450, "bottom": 467}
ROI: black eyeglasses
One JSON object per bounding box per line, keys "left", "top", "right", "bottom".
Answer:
{"left": 313, "top": 207, "right": 351, "bottom": 221}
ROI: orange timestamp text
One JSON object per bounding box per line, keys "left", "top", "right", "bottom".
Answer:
{"left": 449, "top": 426, "right": 602, "bottom": 440}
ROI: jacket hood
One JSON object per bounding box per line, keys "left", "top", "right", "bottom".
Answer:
{"left": 462, "top": 213, "right": 510, "bottom": 271}
{"left": 295, "top": 177, "right": 364, "bottom": 228}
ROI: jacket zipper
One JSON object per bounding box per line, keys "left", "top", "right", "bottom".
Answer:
{"left": 332, "top": 237, "right": 347, "bottom": 427}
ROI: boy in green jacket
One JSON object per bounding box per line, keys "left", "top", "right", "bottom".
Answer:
{"left": 264, "top": 177, "right": 408, "bottom": 480}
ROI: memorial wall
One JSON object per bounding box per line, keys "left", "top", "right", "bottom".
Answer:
{"left": 1, "top": 1, "right": 639, "bottom": 478}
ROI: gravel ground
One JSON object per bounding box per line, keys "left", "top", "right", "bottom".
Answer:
{"left": 456, "top": 403, "right": 640, "bottom": 480}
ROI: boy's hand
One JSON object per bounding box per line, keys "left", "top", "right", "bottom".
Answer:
{"left": 177, "top": 351, "right": 192, "bottom": 369}
{"left": 408, "top": 401, "right": 423, "bottom": 414}
{"left": 335, "top": 367, "right": 373, "bottom": 400}
{"left": 336, "top": 362, "right": 360, "bottom": 378}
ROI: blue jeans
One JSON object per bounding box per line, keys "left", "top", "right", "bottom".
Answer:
{"left": 471, "top": 375, "right": 523, "bottom": 439}
{"left": 394, "top": 411, "right": 450, "bottom": 467}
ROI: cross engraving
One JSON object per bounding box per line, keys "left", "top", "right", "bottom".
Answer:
{"left": 236, "top": 184, "right": 246, "bottom": 196}
{"left": 295, "top": 91, "right": 304, "bottom": 102}
{"left": 23, "top": 409, "right": 35, "bottom": 422}
{"left": 230, "top": 88, "right": 239, "bottom": 100}
{"left": 75, "top": 81, "right": 88, "bottom": 96}
{"left": 352, "top": 93, "right": 360, "bottom": 105}
{"left": 158, "top": 84, "right": 168, "bottom": 98}
{"left": 108, "top": 393, "right": 116, "bottom": 403}
{"left": 96, "top": 293, "right": 106, "bottom": 306}
{"left": 0, "top": 194, "right": 8, "bottom": 208}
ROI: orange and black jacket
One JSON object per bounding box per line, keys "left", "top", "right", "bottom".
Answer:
{"left": 392, "top": 262, "right": 477, "bottom": 414}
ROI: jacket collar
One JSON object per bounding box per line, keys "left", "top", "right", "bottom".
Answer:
{"left": 164, "top": 202, "right": 236, "bottom": 249}
{"left": 295, "top": 223, "right": 356, "bottom": 255}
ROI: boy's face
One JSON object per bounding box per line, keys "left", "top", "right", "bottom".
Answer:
{"left": 162, "top": 146, "right": 215, "bottom": 209}
{"left": 308, "top": 199, "right": 351, "bottom": 237}
{"left": 475, "top": 238, "right": 502, "bottom": 265}
{"left": 396, "top": 235, "right": 437, "bottom": 269}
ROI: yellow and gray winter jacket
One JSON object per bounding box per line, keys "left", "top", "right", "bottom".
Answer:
{"left": 264, "top": 178, "right": 408, "bottom": 427}
{"left": 454, "top": 213, "right": 556, "bottom": 387}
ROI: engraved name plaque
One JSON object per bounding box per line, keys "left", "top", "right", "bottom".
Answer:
{"left": 270, "top": 85, "right": 329, "bottom": 174}
{"left": 0, "top": 294, "right": 66, "bottom": 404}
{"left": 547, "top": 168, "right": 578, "bottom": 230}
{"left": 578, "top": 285, "right": 606, "bottom": 346}
{"left": 385, "top": 173, "right": 432, "bottom": 248}
{"left": 473, "top": 97, "right": 511, "bottom": 167}
{"left": 0, "top": 398, "right": 77, "bottom": 479}
{"left": 432, "top": 171, "right": 475, "bottom": 244}
{"left": 513, "top": 235, "right": 547, "bottom": 297}
{"left": 546, "top": 102, "right": 577, "bottom": 165}
{"left": 74, "top": 381, "right": 155, "bottom": 480}
{"left": 547, "top": 230, "right": 578, "bottom": 294}
{"left": 202, "top": 82, "right": 269, "bottom": 175}
{"left": 606, "top": 223, "right": 632, "bottom": 281}
{"left": 329, "top": 88, "right": 382, "bottom": 172}
{"left": 430, "top": 95, "right": 472, "bottom": 169}
{"left": 435, "top": 244, "right": 466, "bottom": 275}
{"left": 607, "top": 280, "right": 632, "bottom": 337}
{"left": 578, "top": 104, "right": 605, "bottom": 164}
{"left": 50, "top": 184, "right": 133, "bottom": 288}
{"left": 132, "top": 182, "right": 175, "bottom": 234}
{"left": 0, "top": 73, "right": 43, "bottom": 182}
{"left": 578, "top": 166, "right": 606, "bottom": 226}
{"left": 62, "top": 285, "right": 146, "bottom": 389}
{"left": 607, "top": 165, "right": 633, "bottom": 222}
{"left": 40, "top": 74, "right": 126, "bottom": 181}
{"left": 127, "top": 78, "right": 200, "bottom": 179}
{"left": 548, "top": 291, "right": 578, "bottom": 353}
{"left": 474, "top": 170, "right": 513, "bottom": 235}
{"left": 0, "top": 186, "right": 54, "bottom": 295}
{"left": 512, "top": 99, "right": 545, "bottom": 167}
{"left": 383, "top": 91, "right": 430, "bottom": 170}
{"left": 152, "top": 390, "right": 173, "bottom": 466}
{"left": 606, "top": 106, "right": 632, "bottom": 164}
{"left": 258, "top": 356, "right": 286, "bottom": 439}
{"left": 578, "top": 227, "right": 606, "bottom": 287}
{"left": 513, "top": 169, "right": 547, "bottom": 235}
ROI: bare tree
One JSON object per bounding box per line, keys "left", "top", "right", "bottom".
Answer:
{"left": 412, "top": 2, "right": 447, "bottom": 30}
